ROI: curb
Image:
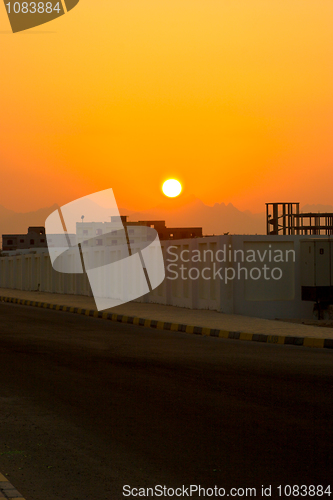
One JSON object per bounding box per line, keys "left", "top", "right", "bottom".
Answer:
{"left": 1, "top": 295, "right": 333, "bottom": 350}
{"left": 0, "top": 473, "right": 25, "bottom": 499}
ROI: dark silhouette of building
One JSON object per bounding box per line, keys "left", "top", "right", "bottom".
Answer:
{"left": 2, "top": 227, "right": 47, "bottom": 251}
{"left": 123, "top": 217, "right": 202, "bottom": 240}
{"left": 2, "top": 217, "right": 203, "bottom": 253}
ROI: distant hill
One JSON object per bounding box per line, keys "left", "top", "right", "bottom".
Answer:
{"left": 0, "top": 204, "right": 58, "bottom": 237}
{"left": 127, "top": 195, "right": 265, "bottom": 235}
{"left": 0, "top": 196, "right": 266, "bottom": 238}
{"left": 0, "top": 203, "right": 132, "bottom": 239}
{"left": 5, "top": 198, "right": 331, "bottom": 240}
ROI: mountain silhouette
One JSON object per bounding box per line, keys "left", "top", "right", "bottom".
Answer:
{"left": 128, "top": 195, "right": 265, "bottom": 235}
{"left": 2, "top": 198, "right": 330, "bottom": 243}
{"left": 0, "top": 204, "right": 57, "bottom": 239}
{"left": 0, "top": 197, "right": 265, "bottom": 242}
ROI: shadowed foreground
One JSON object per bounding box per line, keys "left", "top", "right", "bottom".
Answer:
{"left": 0, "top": 303, "right": 332, "bottom": 499}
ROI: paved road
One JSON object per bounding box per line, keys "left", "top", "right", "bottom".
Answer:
{"left": 0, "top": 303, "right": 332, "bottom": 500}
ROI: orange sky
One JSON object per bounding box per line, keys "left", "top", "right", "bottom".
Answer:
{"left": 1, "top": 0, "right": 332, "bottom": 213}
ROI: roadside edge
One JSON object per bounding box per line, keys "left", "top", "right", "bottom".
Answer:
{"left": 1, "top": 296, "right": 333, "bottom": 350}
{"left": 0, "top": 473, "right": 25, "bottom": 500}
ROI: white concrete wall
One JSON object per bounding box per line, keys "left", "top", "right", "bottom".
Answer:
{"left": 0, "top": 235, "right": 326, "bottom": 319}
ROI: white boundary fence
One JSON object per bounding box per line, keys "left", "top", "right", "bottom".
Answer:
{"left": 0, "top": 235, "right": 320, "bottom": 320}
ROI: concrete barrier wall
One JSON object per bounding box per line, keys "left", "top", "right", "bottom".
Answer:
{"left": 0, "top": 235, "right": 321, "bottom": 319}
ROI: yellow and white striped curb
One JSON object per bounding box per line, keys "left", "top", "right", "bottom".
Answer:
{"left": 0, "top": 473, "right": 25, "bottom": 499}
{"left": 1, "top": 295, "right": 333, "bottom": 350}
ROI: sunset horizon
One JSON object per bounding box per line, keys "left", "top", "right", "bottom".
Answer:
{"left": 1, "top": 2, "right": 333, "bottom": 498}
{"left": 1, "top": 0, "right": 332, "bottom": 215}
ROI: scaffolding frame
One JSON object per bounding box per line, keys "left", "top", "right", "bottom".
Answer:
{"left": 266, "top": 203, "right": 300, "bottom": 235}
{"left": 266, "top": 203, "right": 333, "bottom": 235}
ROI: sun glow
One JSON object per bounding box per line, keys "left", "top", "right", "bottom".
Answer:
{"left": 162, "top": 179, "right": 182, "bottom": 198}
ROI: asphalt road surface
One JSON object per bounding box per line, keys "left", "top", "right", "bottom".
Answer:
{"left": 0, "top": 302, "right": 332, "bottom": 500}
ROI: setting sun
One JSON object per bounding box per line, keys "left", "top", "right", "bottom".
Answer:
{"left": 162, "top": 179, "right": 182, "bottom": 198}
